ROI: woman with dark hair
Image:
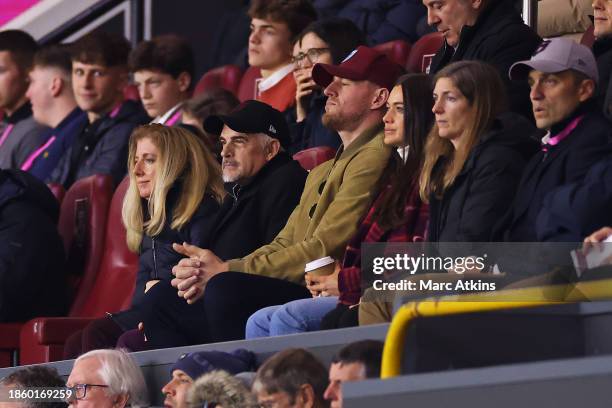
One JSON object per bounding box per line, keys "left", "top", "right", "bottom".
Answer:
{"left": 420, "top": 61, "right": 536, "bottom": 242}
{"left": 245, "top": 73, "right": 433, "bottom": 337}
{"left": 289, "top": 18, "right": 366, "bottom": 153}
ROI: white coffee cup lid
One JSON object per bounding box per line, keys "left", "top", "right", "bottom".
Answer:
{"left": 305, "top": 256, "right": 335, "bottom": 272}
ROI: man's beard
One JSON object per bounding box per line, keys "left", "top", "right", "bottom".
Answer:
{"left": 322, "top": 108, "right": 366, "bottom": 132}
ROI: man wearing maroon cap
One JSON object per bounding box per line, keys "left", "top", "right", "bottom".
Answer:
{"left": 162, "top": 46, "right": 401, "bottom": 345}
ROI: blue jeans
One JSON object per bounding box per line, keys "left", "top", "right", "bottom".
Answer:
{"left": 245, "top": 296, "right": 339, "bottom": 338}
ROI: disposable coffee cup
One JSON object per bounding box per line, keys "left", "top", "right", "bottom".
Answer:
{"left": 305, "top": 256, "right": 335, "bottom": 276}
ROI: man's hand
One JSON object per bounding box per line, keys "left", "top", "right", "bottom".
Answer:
{"left": 306, "top": 263, "right": 340, "bottom": 297}
{"left": 584, "top": 227, "right": 612, "bottom": 246}
{"left": 171, "top": 243, "right": 229, "bottom": 304}
{"left": 144, "top": 280, "right": 160, "bottom": 293}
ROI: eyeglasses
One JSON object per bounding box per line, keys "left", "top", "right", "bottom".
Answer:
{"left": 291, "top": 48, "right": 330, "bottom": 68}
{"left": 66, "top": 384, "right": 109, "bottom": 401}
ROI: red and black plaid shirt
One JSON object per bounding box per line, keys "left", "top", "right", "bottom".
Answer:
{"left": 337, "top": 183, "right": 429, "bottom": 305}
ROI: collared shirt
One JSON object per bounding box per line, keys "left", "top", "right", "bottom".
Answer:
{"left": 151, "top": 102, "right": 184, "bottom": 125}
{"left": 256, "top": 63, "right": 294, "bottom": 96}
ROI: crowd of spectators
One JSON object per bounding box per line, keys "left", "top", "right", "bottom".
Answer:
{"left": 0, "top": 0, "right": 611, "bottom": 406}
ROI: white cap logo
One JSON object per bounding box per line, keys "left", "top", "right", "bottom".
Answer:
{"left": 342, "top": 49, "right": 358, "bottom": 63}
{"left": 269, "top": 125, "right": 276, "bottom": 134}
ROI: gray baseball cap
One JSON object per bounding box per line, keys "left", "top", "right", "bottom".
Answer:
{"left": 509, "top": 38, "right": 599, "bottom": 83}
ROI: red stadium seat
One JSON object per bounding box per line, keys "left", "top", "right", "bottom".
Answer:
{"left": 406, "top": 32, "right": 444, "bottom": 73}
{"left": 374, "top": 40, "right": 413, "bottom": 68}
{"left": 293, "top": 146, "right": 336, "bottom": 171}
{"left": 194, "top": 65, "right": 243, "bottom": 97}
{"left": 19, "top": 177, "right": 139, "bottom": 365}
{"left": 0, "top": 323, "right": 23, "bottom": 367}
{"left": 580, "top": 25, "right": 595, "bottom": 48}
{"left": 123, "top": 84, "right": 140, "bottom": 101}
{"left": 46, "top": 182, "right": 65, "bottom": 205}
{"left": 237, "top": 66, "right": 262, "bottom": 102}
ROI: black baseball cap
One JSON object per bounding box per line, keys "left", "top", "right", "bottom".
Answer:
{"left": 203, "top": 100, "right": 290, "bottom": 149}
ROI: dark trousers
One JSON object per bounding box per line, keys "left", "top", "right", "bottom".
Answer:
{"left": 143, "top": 272, "right": 311, "bottom": 348}
{"left": 63, "top": 317, "right": 125, "bottom": 359}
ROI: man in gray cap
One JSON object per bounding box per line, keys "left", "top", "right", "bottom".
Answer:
{"left": 502, "top": 38, "right": 612, "bottom": 242}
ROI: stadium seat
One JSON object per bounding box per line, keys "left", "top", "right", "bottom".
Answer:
{"left": 237, "top": 66, "right": 262, "bottom": 102}
{"left": 373, "top": 40, "right": 413, "bottom": 68}
{"left": 46, "top": 182, "right": 65, "bottom": 204}
{"left": 0, "top": 175, "right": 113, "bottom": 367}
{"left": 580, "top": 25, "right": 595, "bottom": 48}
{"left": 292, "top": 146, "right": 336, "bottom": 171}
{"left": 194, "top": 65, "right": 243, "bottom": 97}
{"left": 123, "top": 84, "right": 140, "bottom": 101}
{"left": 405, "top": 32, "right": 444, "bottom": 73}
{"left": 0, "top": 323, "right": 23, "bottom": 367}
{"left": 19, "top": 177, "right": 138, "bottom": 365}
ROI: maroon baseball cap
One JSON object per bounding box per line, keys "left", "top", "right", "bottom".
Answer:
{"left": 312, "top": 46, "right": 403, "bottom": 91}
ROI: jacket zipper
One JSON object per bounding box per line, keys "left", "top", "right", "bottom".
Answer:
{"left": 152, "top": 237, "right": 159, "bottom": 279}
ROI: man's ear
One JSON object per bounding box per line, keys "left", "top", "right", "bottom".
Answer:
{"left": 296, "top": 384, "right": 316, "bottom": 408}
{"left": 177, "top": 72, "right": 191, "bottom": 93}
{"left": 577, "top": 79, "right": 595, "bottom": 102}
{"left": 471, "top": 0, "right": 484, "bottom": 10}
{"left": 112, "top": 393, "right": 130, "bottom": 408}
{"left": 265, "top": 138, "right": 281, "bottom": 160}
{"left": 370, "top": 87, "right": 389, "bottom": 110}
{"left": 50, "top": 77, "right": 63, "bottom": 98}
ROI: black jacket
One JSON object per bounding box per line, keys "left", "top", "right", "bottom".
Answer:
{"left": 594, "top": 36, "right": 612, "bottom": 121}
{"left": 428, "top": 113, "right": 537, "bottom": 242}
{"left": 287, "top": 93, "right": 341, "bottom": 155}
{"left": 504, "top": 102, "right": 612, "bottom": 242}
{"left": 48, "top": 100, "right": 149, "bottom": 188}
{"left": 211, "top": 152, "right": 307, "bottom": 260}
{"left": 112, "top": 190, "right": 221, "bottom": 330}
{"left": 536, "top": 157, "right": 612, "bottom": 242}
{"left": 0, "top": 170, "right": 66, "bottom": 322}
{"left": 429, "top": 0, "right": 541, "bottom": 119}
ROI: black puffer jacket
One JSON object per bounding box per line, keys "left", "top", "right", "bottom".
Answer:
{"left": 428, "top": 113, "right": 537, "bottom": 242}
{"left": 0, "top": 170, "right": 66, "bottom": 322}
{"left": 594, "top": 36, "right": 612, "bottom": 120}
{"left": 429, "top": 0, "right": 541, "bottom": 119}
{"left": 112, "top": 189, "right": 221, "bottom": 330}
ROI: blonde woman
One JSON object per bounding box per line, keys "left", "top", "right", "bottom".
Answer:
{"left": 420, "top": 61, "right": 536, "bottom": 242}
{"left": 64, "top": 124, "right": 224, "bottom": 358}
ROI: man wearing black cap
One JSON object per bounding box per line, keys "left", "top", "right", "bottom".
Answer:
{"left": 159, "top": 46, "right": 399, "bottom": 345}
{"left": 205, "top": 100, "right": 307, "bottom": 260}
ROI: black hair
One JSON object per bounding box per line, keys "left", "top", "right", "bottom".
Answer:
{"left": 296, "top": 18, "right": 366, "bottom": 64}
{"left": 33, "top": 44, "right": 72, "bottom": 74}
{"left": 129, "top": 34, "right": 194, "bottom": 80}
{"left": 0, "top": 29, "right": 39, "bottom": 70}
{"left": 332, "top": 340, "right": 384, "bottom": 378}
{"left": 70, "top": 31, "right": 131, "bottom": 67}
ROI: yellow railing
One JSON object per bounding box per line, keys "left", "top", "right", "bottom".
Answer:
{"left": 381, "top": 278, "right": 612, "bottom": 378}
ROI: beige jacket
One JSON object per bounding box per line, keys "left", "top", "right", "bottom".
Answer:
{"left": 227, "top": 124, "right": 391, "bottom": 283}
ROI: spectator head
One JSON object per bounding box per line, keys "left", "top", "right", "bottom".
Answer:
{"left": 129, "top": 35, "right": 194, "bottom": 118}
{"left": 509, "top": 38, "right": 598, "bottom": 130}
{"left": 253, "top": 349, "right": 329, "bottom": 408}
{"left": 70, "top": 31, "right": 131, "bottom": 120}
{"left": 187, "top": 370, "right": 257, "bottom": 408}
{"left": 26, "top": 44, "right": 76, "bottom": 127}
{"left": 422, "top": 0, "right": 490, "bottom": 47}
{"left": 66, "top": 349, "right": 148, "bottom": 408}
{"left": 0, "top": 366, "right": 67, "bottom": 408}
{"left": 248, "top": 0, "right": 317, "bottom": 75}
{"left": 312, "top": 46, "right": 403, "bottom": 135}
{"left": 203, "top": 100, "right": 288, "bottom": 184}
{"left": 0, "top": 30, "right": 38, "bottom": 114}
{"left": 292, "top": 18, "right": 365, "bottom": 90}
{"left": 593, "top": 0, "right": 612, "bottom": 38}
{"left": 162, "top": 350, "right": 256, "bottom": 408}
{"left": 420, "top": 60, "right": 505, "bottom": 200}
{"left": 123, "top": 124, "right": 224, "bottom": 252}
{"left": 182, "top": 89, "right": 240, "bottom": 154}
{"left": 324, "top": 340, "right": 383, "bottom": 408}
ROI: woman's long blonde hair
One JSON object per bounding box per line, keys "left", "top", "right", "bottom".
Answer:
{"left": 122, "top": 124, "right": 225, "bottom": 252}
{"left": 419, "top": 61, "right": 506, "bottom": 202}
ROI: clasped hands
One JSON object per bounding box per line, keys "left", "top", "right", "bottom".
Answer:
{"left": 170, "top": 243, "right": 229, "bottom": 304}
